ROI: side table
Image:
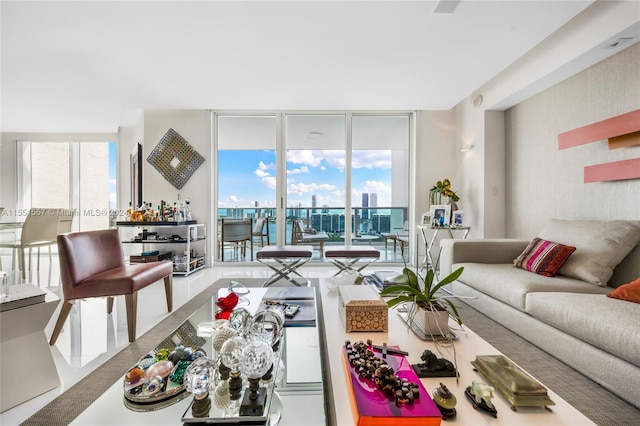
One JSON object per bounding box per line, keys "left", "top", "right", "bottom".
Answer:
{"left": 0, "top": 286, "right": 61, "bottom": 412}
{"left": 418, "top": 225, "right": 470, "bottom": 275}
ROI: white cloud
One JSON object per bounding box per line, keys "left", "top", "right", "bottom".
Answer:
{"left": 262, "top": 176, "right": 277, "bottom": 190}
{"left": 287, "top": 166, "right": 309, "bottom": 175}
{"left": 258, "top": 161, "right": 274, "bottom": 171}
{"left": 286, "top": 150, "right": 323, "bottom": 167}
{"left": 352, "top": 150, "right": 392, "bottom": 169}
{"left": 287, "top": 182, "right": 337, "bottom": 196}
{"left": 254, "top": 169, "right": 270, "bottom": 178}
{"left": 362, "top": 180, "right": 391, "bottom": 194}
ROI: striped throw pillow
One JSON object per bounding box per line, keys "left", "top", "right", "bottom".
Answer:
{"left": 513, "top": 238, "right": 576, "bottom": 277}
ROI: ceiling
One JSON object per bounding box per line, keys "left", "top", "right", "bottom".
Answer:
{"left": 1, "top": 0, "right": 632, "bottom": 133}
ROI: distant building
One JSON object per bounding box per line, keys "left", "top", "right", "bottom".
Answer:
{"left": 372, "top": 214, "right": 391, "bottom": 233}
{"left": 370, "top": 193, "right": 378, "bottom": 217}
{"left": 362, "top": 193, "right": 369, "bottom": 219}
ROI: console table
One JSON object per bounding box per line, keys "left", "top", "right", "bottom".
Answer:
{"left": 116, "top": 221, "right": 207, "bottom": 276}
{"left": 418, "top": 225, "right": 470, "bottom": 273}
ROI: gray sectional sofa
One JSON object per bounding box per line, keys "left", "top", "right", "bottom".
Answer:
{"left": 440, "top": 220, "right": 640, "bottom": 409}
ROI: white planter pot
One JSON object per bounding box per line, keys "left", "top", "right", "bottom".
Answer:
{"left": 414, "top": 306, "right": 450, "bottom": 336}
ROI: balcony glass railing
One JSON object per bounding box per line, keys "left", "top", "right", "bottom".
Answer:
{"left": 217, "top": 207, "right": 409, "bottom": 262}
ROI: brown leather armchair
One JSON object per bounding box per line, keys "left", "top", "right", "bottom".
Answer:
{"left": 49, "top": 228, "right": 173, "bottom": 344}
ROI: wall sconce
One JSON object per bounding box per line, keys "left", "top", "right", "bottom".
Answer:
{"left": 460, "top": 143, "right": 474, "bottom": 153}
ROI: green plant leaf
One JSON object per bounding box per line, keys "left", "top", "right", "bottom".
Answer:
{"left": 381, "top": 285, "right": 421, "bottom": 298}
{"left": 441, "top": 298, "right": 463, "bottom": 326}
{"left": 428, "top": 266, "right": 464, "bottom": 298}
{"left": 385, "top": 294, "right": 419, "bottom": 308}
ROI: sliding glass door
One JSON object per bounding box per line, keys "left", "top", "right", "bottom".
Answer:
{"left": 216, "top": 115, "right": 278, "bottom": 261}
{"left": 284, "top": 114, "right": 346, "bottom": 242}
{"left": 214, "top": 112, "right": 411, "bottom": 263}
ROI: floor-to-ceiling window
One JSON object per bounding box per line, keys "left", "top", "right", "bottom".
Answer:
{"left": 285, "top": 114, "right": 346, "bottom": 241}
{"left": 351, "top": 114, "right": 409, "bottom": 238}
{"left": 216, "top": 115, "right": 278, "bottom": 261}
{"left": 214, "top": 112, "right": 412, "bottom": 263}
{"left": 16, "top": 140, "right": 117, "bottom": 231}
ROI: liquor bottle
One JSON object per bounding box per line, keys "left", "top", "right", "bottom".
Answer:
{"left": 185, "top": 199, "right": 192, "bottom": 221}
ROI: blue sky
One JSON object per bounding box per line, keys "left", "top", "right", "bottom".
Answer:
{"left": 218, "top": 150, "right": 394, "bottom": 208}
{"left": 109, "top": 142, "right": 117, "bottom": 209}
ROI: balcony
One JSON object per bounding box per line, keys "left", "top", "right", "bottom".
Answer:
{"left": 217, "top": 207, "right": 409, "bottom": 263}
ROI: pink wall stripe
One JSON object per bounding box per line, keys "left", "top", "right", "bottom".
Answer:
{"left": 558, "top": 109, "right": 640, "bottom": 150}
{"left": 584, "top": 158, "right": 640, "bottom": 183}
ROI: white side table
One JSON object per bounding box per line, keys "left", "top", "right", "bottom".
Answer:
{"left": 1, "top": 286, "right": 60, "bottom": 412}
{"left": 417, "top": 225, "right": 471, "bottom": 275}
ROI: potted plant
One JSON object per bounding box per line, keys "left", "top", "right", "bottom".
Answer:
{"left": 380, "top": 266, "right": 464, "bottom": 336}
{"left": 429, "top": 179, "right": 460, "bottom": 204}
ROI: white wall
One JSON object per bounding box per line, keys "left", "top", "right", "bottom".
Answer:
{"left": 141, "top": 110, "right": 212, "bottom": 233}
{"left": 504, "top": 42, "right": 640, "bottom": 238}
{"left": 415, "top": 110, "right": 456, "bottom": 221}
{"left": 453, "top": 0, "right": 640, "bottom": 239}
{"left": 0, "top": 135, "right": 17, "bottom": 214}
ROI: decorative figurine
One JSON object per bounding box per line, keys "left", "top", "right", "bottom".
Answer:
{"left": 412, "top": 349, "right": 457, "bottom": 378}
{"left": 465, "top": 380, "right": 497, "bottom": 418}
{"left": 432, "top": 383, "right": 457, "bottom": 420}
{"left": 344, "top": 340, "right": 420, "bottom": 406}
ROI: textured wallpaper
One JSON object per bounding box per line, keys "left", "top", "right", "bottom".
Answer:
{"left": 505, "top": 42, "right": 640, "bottom": 238}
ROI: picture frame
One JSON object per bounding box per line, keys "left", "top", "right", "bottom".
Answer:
{"left": 453, "top": 210, "right": 464, "bottom": 227}
{"left": 421, "top": 212, "right": 431, "bottom": 225}
{"left": 429, "top": 204, "right": 451, "bottom": 227}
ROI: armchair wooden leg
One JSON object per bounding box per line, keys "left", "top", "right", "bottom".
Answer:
{"left": 164, "top": 274, "right": 173, "bottom": 312}
{"left": 49, "top": 300, "right": 74, "bottom": 345}
{"left": 125, "top": 292, "right": 138, "bottom": 343}
{"left": 107, "top": 296, "right": 114, "bottom": 314}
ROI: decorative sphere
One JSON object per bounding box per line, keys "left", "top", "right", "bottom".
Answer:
{"left": 212, "top": 326, "right": 238, "bottom": 352}
{"left": 183, "top": 357, "right": 217, "bottom": 396}
{"left": 228, "top": 308, "right": 251, "bottom": 332}
{"left": 144, "top": 360, "right": 173, "bottom": 379}
{"left": 219, "top": 336, "right": 246, "bottom": 371}
{"left": 247, "top": 308, "right": 284, "bottom": 347}
{"left": 240, "top": 339, "right": 274, "bottom": 379}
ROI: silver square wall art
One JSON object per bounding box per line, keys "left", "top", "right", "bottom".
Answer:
{"left": 147, "top": 128, "right": 204, "bottom": 189}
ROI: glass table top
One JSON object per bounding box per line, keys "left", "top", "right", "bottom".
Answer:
{"left": 72, "top": 280, "right": 328, "bottom": 426}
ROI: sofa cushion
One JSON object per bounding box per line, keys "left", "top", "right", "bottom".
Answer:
{"left": 608, "top": 277, "right": 640, "bottom": 304}
{"left": 526, "top": 292, "right": 640, "bottom": 367}
{"left": 537, "top": 220, "right": 640, "bottom": 286}
{"left": 454, "top": 263, "right": 609, "bottom": 311}
{"left": 513, "top": 237, "right": 576, "bottom": 277}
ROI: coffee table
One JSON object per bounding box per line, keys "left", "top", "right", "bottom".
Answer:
{"left": 71, "top": 281, "right": 327, "bottom": 425}
{"left": 319, "top": 278, "right": 595, "bottom": 425}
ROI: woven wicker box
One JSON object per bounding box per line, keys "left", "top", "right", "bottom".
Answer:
{"left": 338, "top": 285, "right": 388, "bottom": 332}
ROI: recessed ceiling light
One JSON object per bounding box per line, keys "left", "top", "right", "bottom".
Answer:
{"left": 307, "top": 132, "right": 324, "bottom": 140}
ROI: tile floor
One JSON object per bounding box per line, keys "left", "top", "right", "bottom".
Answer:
{"left": 0, "top": 253, "right": 402, "bottom": 426}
